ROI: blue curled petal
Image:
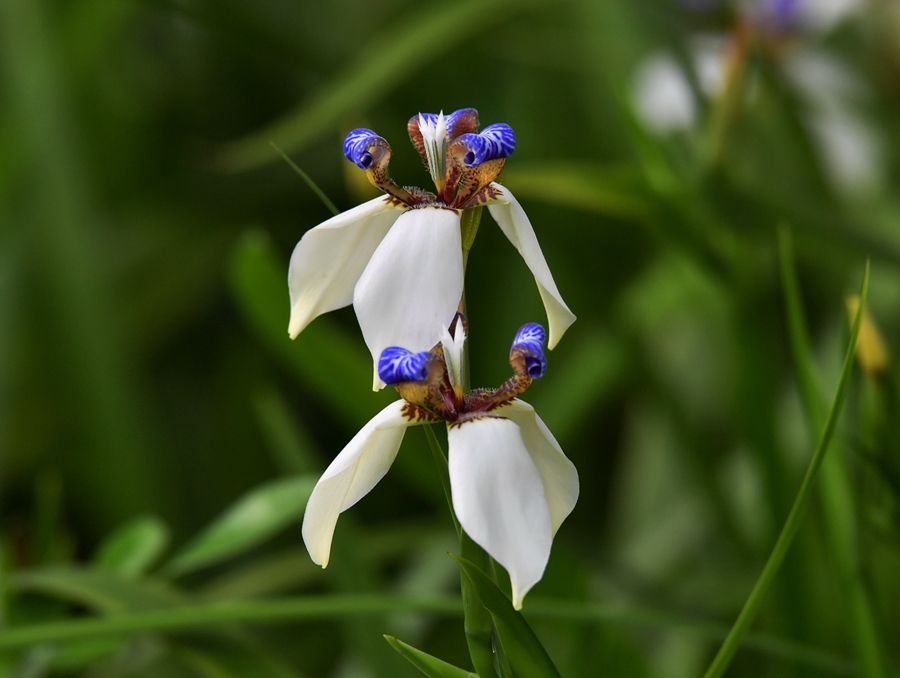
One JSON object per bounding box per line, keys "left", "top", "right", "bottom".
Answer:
{"left": 457, "top": 123, "right": 516, "bottom": 167}
{"left": 378, "top": 347, "right": 432, "bottom": 384}
{"left": 511, "top": 323, "right": 547, "bottom": 379}
{"left": 343, "top": 128, "right": 385, "bottom": 170}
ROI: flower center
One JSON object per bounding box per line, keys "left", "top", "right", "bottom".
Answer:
{"left": 379, "top": 320, "right": 547, "bottom": 424}
{"left": 417, "top": 112, "right": 449, "bottom": 190}
{"left": 342, "top": 108, "right": 516, "bottom": 210}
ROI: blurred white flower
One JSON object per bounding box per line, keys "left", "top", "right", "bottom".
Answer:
{"left": 629, "top": 3, "right": 880, "bottom": 193}
{"left": 632, "top": 53, "right": 699, "bottom": 133}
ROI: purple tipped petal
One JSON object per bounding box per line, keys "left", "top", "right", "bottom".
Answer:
{"left": 378, "top": 347, "right": 432, "bottom": 384}
{"left": 511, "top": 323, "right": 547, "bottom": 379}
{"left": 343, "top": 128, "right": 386, "bottom": 169}
{"left": 457, "top": 123, "right": 516, "bottom": 166}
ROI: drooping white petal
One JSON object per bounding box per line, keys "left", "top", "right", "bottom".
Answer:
{"left": 302, "top": 400, "right": 417, "bottom": 567}
{"left": 486, "top": 184, "right": 576, "bottom": 350}
{"left": 501, "top": 400, "right": 579, "bottom": 534}
{"left": 288, "top": 196, "right": 404, "bottom": 339}
{"left": 448, "top": 417, "right": 553, "bottom": 609}
{"left": 354, "top": 206, "right": 464, "bottom": 389}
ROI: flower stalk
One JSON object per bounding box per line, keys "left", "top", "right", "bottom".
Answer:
{"left": 291, "top": 106, "right": 578, "bottom": 673}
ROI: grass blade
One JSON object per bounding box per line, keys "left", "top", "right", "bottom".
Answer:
{"left": 384, "top": 635, "right": 478, "bottom": 678}
{"left": 94, "top": 516, "right": 170, "bottom": 579}
{"left": 702, "top": 260, "right": 871, "bottom": 678}
{"left": 778, "top": 229, "right": 887, "bottom": 678}
{"left": 0, "top": 592, "right": 856, "bottom": 672}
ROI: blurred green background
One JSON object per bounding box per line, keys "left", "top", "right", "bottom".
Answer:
{"left": 2, "top": 0, "right": 900, "bottom": 675}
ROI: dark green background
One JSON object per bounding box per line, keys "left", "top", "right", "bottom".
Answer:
{"left": 2, "top": 0, "right": 899, "bottom": 675}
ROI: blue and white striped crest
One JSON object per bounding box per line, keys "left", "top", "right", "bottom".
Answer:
{"left": 378, "top": 347, "right": 433, "bottom": 384}
{"left": 343, "top": 128, "right": 386, "bottom": 169}
{"left": 457, "top": 123, "right": 516, "bottom": 167}
{"left": 510, "top": 323, "right": 547, "bottom": 379}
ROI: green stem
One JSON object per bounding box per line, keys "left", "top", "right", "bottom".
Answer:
{"left": 423, "top": 424, "right": 498, "bottom": 677}
{"left": 460, "top": 206, "right": 483, "bottom": 271}
{"left": 778, "top": 230, "right": 886, "bottom": 678}
{"left": 703, "top": 260, "right": 870, "bottom": 678}
{"left": 459, "top": 535, "right": 500, "bottom": 678}
{"left": 704, "top": 23, "right": 750, "bottom": 168}
{"left": 423, "top": 425, "right": 460, "bottom": 538}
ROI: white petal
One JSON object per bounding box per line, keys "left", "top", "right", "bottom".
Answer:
{"left": 302, "top": 400, "right": 416, "bottom": 567}
{"left": 501, "top": 400, "right": 579, "bottom": 534}
{"left": 486, "top": 184, "right": 576, "bottom": 350}
{"left": 449, "top": 417, "right": 553, "bottom": 609}
{"left": 288, "top": 196, "right": 403, "bottom": 339}
{"left": 354, "top": 207, "right": 464, "bottom": 389}
{"left": 441, "top": 321, "right": 466, "bottom": 393}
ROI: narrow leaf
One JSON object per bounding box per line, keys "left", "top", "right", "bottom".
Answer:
{"left": 8, "top": 567, "right": 183, "bottom": 613}
{"left": 778, "top": 230, "right": 887, "bottom": 678}
{"left": 95, "top": 516, "right": 170, "bottom": 578}
{"left": 384, "top": 635, "right": 477, "bottom": 678}
{"left": 165, "top": 475, "right": 316, "bottom": 577}
{"left": 452, "top": 555, "right": 561, "bottom": 678}
{"left": 703, "top": 260, "right": 870, "bottom": 678}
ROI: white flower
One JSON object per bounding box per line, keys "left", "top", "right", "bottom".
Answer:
{"left": 287, "top": 109, "right": 575, "bottom": 389}
{"left": 629, "top": 4, "right": 880, "bottom": 193}
{"left": 301, "top": 398, "right": 578, "bottom": 609}
{"left": 301, "top": 322, "right": 579, "bottom": 609}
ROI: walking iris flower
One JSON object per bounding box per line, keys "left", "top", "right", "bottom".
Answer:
{"left": 301, "top": 320, "right": 579, "bottom": 609}
{"left": 287, "top": 108, "right": 575, "bottom": 389}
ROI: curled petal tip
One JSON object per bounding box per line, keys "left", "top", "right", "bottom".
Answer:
{"left": 511, "top": 323, "right": 547, "bottom": 379}
{"left": 378, "top": 347, "right": 433, "bottom": 384}
{"left": 343, "top": 128, "right": 388, "bottom": 169}
{"left": 457, "top": 123, "right": 516, "bottom": 166}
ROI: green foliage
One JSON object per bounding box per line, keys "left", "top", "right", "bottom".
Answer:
{"left": 95, "top": 516, "right": 171, "bottom": 578}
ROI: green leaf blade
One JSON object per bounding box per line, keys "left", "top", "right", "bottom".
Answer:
{"left": 95, "top": 516, "right": 170, "bottom": 578}
{"left": 384, "top": 635, "right": 478, "bottom": 678}
{"left": 703, "top": 260, "right": 871, "bottom": 678}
